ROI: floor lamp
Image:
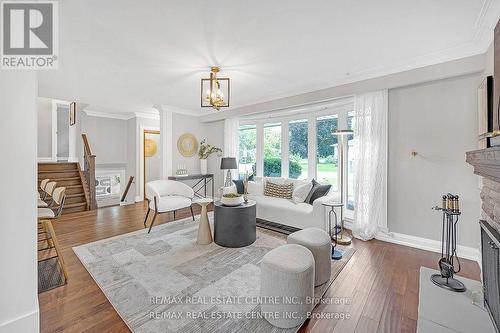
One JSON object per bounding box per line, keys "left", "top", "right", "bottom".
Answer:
{"left": 332, "top": 129, "right": 353, "bottom": 245}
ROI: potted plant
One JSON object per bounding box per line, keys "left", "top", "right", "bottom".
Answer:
{"left": 198, "top": 139, "right": 222, "bottom": 174}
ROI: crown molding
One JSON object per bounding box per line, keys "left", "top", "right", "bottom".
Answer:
{"left": 134, "top": 111, "right": 160, "bottom": 120}
{"left": 84, "top": 110, "right": 135, "bottom": 120}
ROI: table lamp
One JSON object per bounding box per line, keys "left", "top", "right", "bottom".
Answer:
{"left": 221, "top": 157, "right": 238, "bottom": 187}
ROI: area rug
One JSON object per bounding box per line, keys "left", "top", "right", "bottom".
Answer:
{"left": 74, "top": 213, "right": 355, "bottom": 333}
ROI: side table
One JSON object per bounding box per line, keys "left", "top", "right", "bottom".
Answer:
{"left": 194, "top": 198, "right": 213, "bottom": 245}
{"left": 322, "top": 202, "right": 344, "bottom": 260}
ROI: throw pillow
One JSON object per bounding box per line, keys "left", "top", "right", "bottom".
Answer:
{"left": 264, "top": 181, "right": 293, "bottom": 199}
{"left": 309, "top": 183, "right": 331, "bottom": 203}
{"left": 232, "top": 174, "right": 254, "bottom": 194}
{"left": 304, "top": 179, "right": 319, "bottom": 203}
{"left": 292, "top": 181, "right": 313, "bottom": 203}
{"left": 304, "top": 179, "right": 332, "bottom": 204}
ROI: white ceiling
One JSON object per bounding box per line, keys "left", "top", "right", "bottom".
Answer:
{"left": 38, "top": 0, "right": 500, "bottom": 116}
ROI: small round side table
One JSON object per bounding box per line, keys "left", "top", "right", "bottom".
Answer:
{"left": 322, "top": 202, "right": 344, "bottom": 260}
{"left": 194, "top": 198, "right": 213, "bottom": 245}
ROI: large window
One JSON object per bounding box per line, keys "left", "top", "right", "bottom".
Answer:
{"left": 316, "top": 115, "right": 338, "bottom": 191}
{"left": 237, "top": 100, "right": 355, "bottom": 210}
{"left": 238, "top": 124, "right": 256, "bottom": 178}
{"left": 289, "top": 119, "right": 308, "bottom": 179}
{"left": 263, "top": 122, "right": 282, "bottom": 177}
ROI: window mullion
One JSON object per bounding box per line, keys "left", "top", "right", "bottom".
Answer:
{"left": 308, "top": 115, "right": 316, "bottom": 180}
{"left": 282, "top": 122, "right": 289, "bottom": 178}
{"left": 256, "top": 122, "right": 264, "bottom": 177}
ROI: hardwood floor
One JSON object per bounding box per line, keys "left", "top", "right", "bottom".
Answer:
{"left": 39, "top": 202, "right": 481, "bottom": 333}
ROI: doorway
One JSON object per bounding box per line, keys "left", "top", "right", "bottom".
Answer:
{"left": 143, "top": 130, "right": 161, "bottom": 199}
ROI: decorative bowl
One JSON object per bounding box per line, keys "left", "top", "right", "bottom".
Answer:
{"left": 221, "top": 194, "right": 244, "bottom": 206}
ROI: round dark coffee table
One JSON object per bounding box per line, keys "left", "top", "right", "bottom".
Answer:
{"left": 214, "top": 200, "right": 256, "bottom": 248}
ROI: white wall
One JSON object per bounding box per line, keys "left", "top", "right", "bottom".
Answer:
{"left": 37, "top": 97, "right": 52, "bottom": 158}
{"left": 0, "top": 72, "right": 39, "bottom": 332}
{"left": 388, "top": 73, "right": 483, "bottom": 249}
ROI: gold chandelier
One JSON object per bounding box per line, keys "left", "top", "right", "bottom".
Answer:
{"left": 201, "top": 66, "right": 230, "bottom": 110}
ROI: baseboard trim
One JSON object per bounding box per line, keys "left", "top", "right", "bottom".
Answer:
{"left": 375, "top": 231, "right": 480, "bottom": 262}
{"left": 135, "top": 196, "right": 143, "bottom": 202}
{"left": 37, "top": 157, "right": 56, "bottom": 162}
{"left": 0, "top": 308, "right": 39, "bottom": 333}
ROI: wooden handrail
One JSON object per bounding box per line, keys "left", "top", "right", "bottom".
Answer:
{"left": 82, "top": 134, "right": 92, "bottom": 156}
{"left": 81, "top": 133, "right": 97, "bottom": 210}
{"left": 121, "top": 176, "right": 134, "bottom": 202}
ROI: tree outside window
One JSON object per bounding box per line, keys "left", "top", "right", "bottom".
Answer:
{"left": 263, "top": 123, "right": 281, "bottom": 177}
{"left": 238, "top": 125, "right": 256, "bottom": 178}
{"left": 289, "top": 119, "right": 308, "bottom": 179}
{"left": 316, "top": 115, "right": 338, "bottom": 190}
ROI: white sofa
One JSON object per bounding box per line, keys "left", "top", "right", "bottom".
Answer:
{"left": 241, "top": 177, "right": 340, "bottom": 230}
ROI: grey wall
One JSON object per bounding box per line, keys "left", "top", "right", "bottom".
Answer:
{"left": 57, "top": 106, "right": 69, "bottom": 158}
{"left": 202, "top": 120, "right": 225, "bottom": 191}
{"left": 37, "top": 97, "right": 52, "bottom": 158}
{"left": 172, "top": 113, "right": 204, "bottom": 174}
{"left": 126, "top": 118, "right": 137, "bottom": 202}
{"left": 170, "top": 113, "right": 225, "bottom": 196}
{"left": 388, "top": 73, "right": 482, "bottom": 248}
{"left": 81, "top": 114, "right": 128, "bottom": 165}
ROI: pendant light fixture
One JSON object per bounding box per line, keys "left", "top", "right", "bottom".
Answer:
{"left": 201, "top": 66, "right": 230, "bottom": 110}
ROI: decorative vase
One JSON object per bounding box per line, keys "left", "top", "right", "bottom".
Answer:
{"left": 200, "top": 159, "right": 208, "bottom": 174}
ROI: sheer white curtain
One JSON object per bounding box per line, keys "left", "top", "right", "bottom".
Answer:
{"left": 224, "top": 118, "right": 240, "bottom": 179}
{"left": 352, "top": 90, "right": 388, "bottom": 241}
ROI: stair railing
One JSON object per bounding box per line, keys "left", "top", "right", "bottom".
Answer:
{"left": 82, "top": 134, "right": 97, "bottom": 210}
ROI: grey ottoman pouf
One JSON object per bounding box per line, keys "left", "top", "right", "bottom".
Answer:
{"left": 287, "top": 228, "right": 331, "bottom": 286}
{"left": 260, "top": 244, "right": 315, "bottom": 329}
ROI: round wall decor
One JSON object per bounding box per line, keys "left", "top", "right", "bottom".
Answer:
{"left": 144, "top": 138, "right": 158, "bottom": 157}
{"left": 177, "top": 133, "right": 198, "bottom": 157}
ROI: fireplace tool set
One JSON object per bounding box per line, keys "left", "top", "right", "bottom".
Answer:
{"left": 431, "top": 194, "right": 466, "bottom": 292}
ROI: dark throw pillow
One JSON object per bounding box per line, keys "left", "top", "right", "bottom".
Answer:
{"left": 304, "top": 179, "right": 318, "bottom": 203}
{"left": 304, "top": 179, "right": 331, "bottom": 204}
{"left": 232, "top": 174, "right": 254, "bottom": 194}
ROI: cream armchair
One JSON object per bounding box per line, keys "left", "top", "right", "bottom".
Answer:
{"left": 144, "top": 180, "right": 195, "bottom": 233}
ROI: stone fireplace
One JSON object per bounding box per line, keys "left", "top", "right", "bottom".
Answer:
{"left": 466, "top": 146, "right": 500, "bottom": 332}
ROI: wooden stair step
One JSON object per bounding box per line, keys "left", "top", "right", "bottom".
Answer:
{"left": 65, "top": 193, "right": 86, "bottom": 204}
{"left": 66, "top": 193, "right": 85, "bottom": 198}
{"left": 38, "top": 170, "right": 80, "bottom": 181}
{"left": 62, "top": 202, "right": 87, "bottom": 214}
{"left": 39, "top": 169, "right": 78, "bottom": 174}
{"left": 38, "top": 162, "right": 78, "bottom": 172}
{"left": 64, "top": 185, "right": 85, "bottom": 195}
{"left": 45, "top": 177, "right": 82, "bottom": 186}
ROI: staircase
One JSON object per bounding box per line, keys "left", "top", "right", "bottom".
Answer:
{"left": 38, "top": 162, "right": 90, "bottom": 214}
